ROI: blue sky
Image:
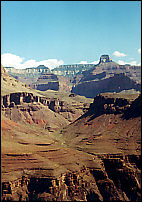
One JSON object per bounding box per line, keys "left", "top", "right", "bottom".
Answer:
{"left": 1, "top": 1, "right": 141, "bottom": 69}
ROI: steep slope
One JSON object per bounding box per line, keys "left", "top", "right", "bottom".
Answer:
{"left": 1, "top": 65, "right": 41, "bottom": 96}
{"left": 72, "top": 73, "right": 141, "bottom": 98}
{"left": 2, "top": 65, "right": 92, "bottom": 124}
{"left": 60, "top": 92, "right": 141, "bottom": 155}
{"left": 78, "top": 55, "right": 141, "bottom": 84}
{"left": 71, "top": 55, "right": 141, "bottom": 97}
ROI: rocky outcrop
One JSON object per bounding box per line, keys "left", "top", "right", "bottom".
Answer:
{"left": 1, "top": 92, "right": 85, "bottom": 112}
{"left": 123, "top": 94, "right": 141, "bottom": 119}
{"left": 1, "top": 92, "right": 90, "bottom": 126}
{"left": 2, "top": 154, "right": 141, "bottom": 201}
{"left": 36, "top": 82, "right": 59, "bottom": 91}
{"left": 78, "top": 55, "right": 141, "bottom": 84}
{"left": 83, "top": 93, "right": 141, "bottom": 120}
{"left": 60, "top": 92, "right": 141, "bottom": 155}
{"left": 4, "top": 65, "right": 50, "bottom": 85}
{"left": 80, "top": 71, "right": 107, "bottom": 83}
{"left": 2, "top": 92, "right": 41, "bottom": 108}
{"left": 99, "top": 55, "right": 112, "bottom": 64}
{"left": 88, "top": 93, "right": 132, "bottom": 116}
{"left": 72, "top": 73, "right": 141, "bottom": 98}
{"left": 35, "top": 73, "right": 59, "bottom": 91}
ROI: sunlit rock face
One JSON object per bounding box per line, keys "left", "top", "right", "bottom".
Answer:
{"left": 99, "top": 55, "right": 112, "bottom": 64}
{"left": 2, "top": 154, "right": 141, "bottom": 201}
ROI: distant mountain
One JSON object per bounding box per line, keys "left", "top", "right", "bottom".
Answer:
{"left": 4, "top": 65, "right": 50, "bottom": 84}
{"left": 3, "top": 55, "right": 141, "bottom": 95}
{"left": 71, "top": 55, "right": 141, "bottom": 97}
{"left": 72, "top": 73, "right": 141, "bottom": 98}
{"left": 78, "top": 55, "right": 141, "bottom": 84}
{"left": 51, "top": 64, "right": 94, "bottom": 78}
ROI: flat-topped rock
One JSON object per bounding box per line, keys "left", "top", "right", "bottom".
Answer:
{"left": 99, "top": 55, "right": 112, "bottom": 64}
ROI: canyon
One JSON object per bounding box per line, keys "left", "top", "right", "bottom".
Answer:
{"left": 4, "top": 55, "right": 141, "bottom": 97}
{"left": 1, "top": 64, "right": 141, "bottom": 201}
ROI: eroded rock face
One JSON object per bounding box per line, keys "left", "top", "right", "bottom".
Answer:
{"left": 99, "top": 55, "right": 112, "bottom": 64}
{"left": 88, "top": 93, "right": 132, "bottom": 116}
{"left": 87, "top": 93, "right": 141, "bottom": 119}
{"left": 123, "top": 94, "right": 141, "bottom": 119}
{"left": 36, "top": 73, "right": 59, "bottom": 91}
{"left": 72, "top": 73, "right": 141, "bottom": 98}
{"left": 4, "top": 65, "right": 50, "bottom": 85}
{"left": 2, "top": 154, "right": 141, "bottom": 201}
{"left": 1, "top": 92, "right": 89, "bottom": 126}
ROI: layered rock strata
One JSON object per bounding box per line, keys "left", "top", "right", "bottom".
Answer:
{"left": 72, "top": 73, "right": 141, "bottom": 98}
{"left": 1, "top": 92, "right": 88, "bottom": 112}
{"left": 2, "top": 154, "right": 141, "bottom": 201}
{"left": 35, "top": 73, "right": 59, "bottom": 91}
{"left": 88, "top": 93, "right": 140, "bottom": 116}
{"left": 1, "top": 92, "right": 90, "bottom": 125}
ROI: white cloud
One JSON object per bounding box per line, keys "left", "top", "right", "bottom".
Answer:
{"left": 90, "top": 60, "right": 99, "bottom": 65}
{"left": 79, "top": 61, "right": 88, "bottom": 64}
{"left": 138, "top": 48, "right": 141, "bottom": 54}
{"left": 113, "top": 51, "right": 127, "bottom": 57}
{"left": 79, "top": 60, "right": 99, "bottom": 65}
{"left": 23, "top": 59, "right": 37, "bottom": 68}
{"left": 129, "top": 61, "right": 137, "bottom": 66}
{"left": 1, "top": 53, "right": 24, "bottom": 68}
{"left": 1, "top": 53, "right": 64, "bottom": 69}
{"left": 38, "top": 59, "right": 64, "bottom": 69}
{"left": 117, "top": 60, "right": 140, "bottom": 66}
{"left": 117, "top": 60, "right": 126, "bottom": 65}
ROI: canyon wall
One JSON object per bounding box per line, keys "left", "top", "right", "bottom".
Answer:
{"left": 2, "top": 154, "right": 141, "bottom": 201}
{"left": 72, "top": 73, "right": 141, "bottom": 98}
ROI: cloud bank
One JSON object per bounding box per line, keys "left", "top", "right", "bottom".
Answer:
{"left": 1, "top": 53, "right": 64, "bottom": 69}
{"left": 113, "top": 51, "right": 127, "bottom": 57}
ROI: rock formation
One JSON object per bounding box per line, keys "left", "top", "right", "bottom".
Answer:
{"left": 35, "top": 73, "right": 59, "bottom": 91}
{"left": 1, "top": 91, "right": 141, "bottom": 201}
{"left": 4, "top": 65, "right": 50, "bottom": 85}
{"left": 72, "top": 73, "right": 141, "bottom": 98}
{"left": 3, "top": 55, "right": 141, "bottom": 93}
{"left": 60, "top": 92, "right": 141, "bottom": 155}
{"left": 2, "top": 152, "right": 141, "bottom": 201}
{"left": 52, "top": 64, "right": 94, "bottom": 78}
{"left": 71, "top": 55, "right": 141, "bottom": 97}
{"left": 99, "top": 54, "right": 112, "bottom": 64}
{"left": 87, "top": 92, "right": 138, "bottom": 116}
{"left": 1, "top": 91, "right": 91, "bottom": 128}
